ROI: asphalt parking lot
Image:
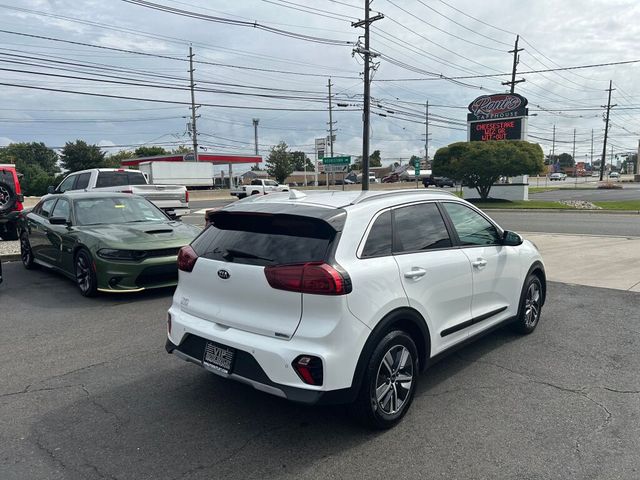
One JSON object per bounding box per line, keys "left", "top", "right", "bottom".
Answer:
{"left": 1, "top": 261, "right": 639, "bottom": 480}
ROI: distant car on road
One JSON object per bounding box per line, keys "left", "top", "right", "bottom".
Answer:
{"left": 549, "top": 173, "right": 567, "bottom": 181}
{"left": 231, "top": 179, "right": 288, "bottom": 199}
{"left": 608, "top": 172, "right": 620, "bottom": 179}
{"left": 20, "top": 192, "right": 200, "bottom": 296}
{"left": 422, "top": 175, "right": 456, "bottom": 188}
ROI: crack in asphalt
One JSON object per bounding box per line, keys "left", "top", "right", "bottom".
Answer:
{"left": 456, "top": 355, "right": 613, "bottom": 431}
{"left": 171, "top": 423, "right": 289, "bottom": 480}
{"left": 601, "top": 387, "right": 640, "bottom": 394}
{"left": 0, "top": 384, "right": 84, "bottom": 399}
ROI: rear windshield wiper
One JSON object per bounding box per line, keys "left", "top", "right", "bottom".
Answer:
{"left": 221, "top": 248, "right": 273, "bottom": 263}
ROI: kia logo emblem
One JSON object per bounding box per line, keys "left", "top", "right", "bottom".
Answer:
{"left": 217, "top": 269, "right": 230, "bottom": 280}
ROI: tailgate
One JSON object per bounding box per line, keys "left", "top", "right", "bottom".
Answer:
{"left": 131, "top": 185, "right": 186, "bottom": 203}
{"left": 181, "top": 211, "right": 338, "bottom": 339}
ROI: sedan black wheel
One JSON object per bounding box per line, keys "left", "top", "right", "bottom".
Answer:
{"left": 20, "top": 231, "right": 36, "bottom": 269}
{"left": 514, "top": 274, "right": 543, "bottom": 334}
{"left": 352, "top": 330, "right": 419, "bottom": 429}
{"left": 75, "top": 249, "right": 97, "bottom": 297}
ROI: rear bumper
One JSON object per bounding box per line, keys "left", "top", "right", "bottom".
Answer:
{"left": 165, "top": 337, "right": 354, "bottom": 405}
{"left": 0, "top": 210, "right": 21, "bottom": 224}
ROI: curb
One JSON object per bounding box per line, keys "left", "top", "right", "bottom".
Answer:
{"left": 0, "top": 254, "right": 21, "bottom": 261}
{"left": 479, "top": 208, "right": 640, "bottom": 215}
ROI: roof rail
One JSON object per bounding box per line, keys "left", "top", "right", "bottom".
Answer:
{"left": 350, "top": 188, "right": 457, "bottom": 205}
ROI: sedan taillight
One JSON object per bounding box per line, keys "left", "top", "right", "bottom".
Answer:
{"left": 264, "top": 262, "right": 350, "bottom": 295}
{"left": 177, "top": 245, "right": 198, "bottom": 272}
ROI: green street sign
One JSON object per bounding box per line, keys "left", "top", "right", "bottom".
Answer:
{"left": 322, "top": 156, "right": 351, "bottom": 165}
{"left": 414, "top": 164, "right": 420, "bottom": 176}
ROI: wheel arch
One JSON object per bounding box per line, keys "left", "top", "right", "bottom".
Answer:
{"left": 526, "top": 261, "right": 547, "bottom": 306}
{"left": 347, "top": 307, "right": 431, "bottom": 402}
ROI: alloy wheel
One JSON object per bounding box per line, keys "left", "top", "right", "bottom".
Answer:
{"left": 76, "top": 255, "right": 91, "bottom": 293}
{"left": 20, "top": 234, "right": 32, "bottom": 266}
{"left": 524, "top": 282, "right": 541, "bottom": 329}
{"left": 0, "top": 185, "right": 10, "bottom": 210}
{"left": 374, "top": 345, "right": 414, "bottom": 415}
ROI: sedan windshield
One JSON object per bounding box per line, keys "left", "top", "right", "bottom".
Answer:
{"left": 74, "top": 197, "right": 167, "bottom": 225}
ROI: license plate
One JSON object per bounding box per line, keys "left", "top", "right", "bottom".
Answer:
{"left": 203, "top": 341, "right": 235, "bottom": 374}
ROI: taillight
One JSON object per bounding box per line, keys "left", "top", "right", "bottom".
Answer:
{"left": 177, "top": 245, "right": 198, "bottom": 272}
{"left": 292, "top": 355, "right": 323, "bottom": 385}
{"left": 264, "top": 262, "right": 350, "bottom": 295}
{"left": 185, "top": 190, "right": 189, "bottom": 203}
{"left": 122, "top": 189, "right": 133, "bottom": 194}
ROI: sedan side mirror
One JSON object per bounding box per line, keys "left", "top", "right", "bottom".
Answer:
{"left": 503, "top": 230, "right": 523, "bottom": 246}
{"left": 49, "top": 216, "right": 71, "bottom": 226}
{"left": 47, "top": 186, "right": 56, "bottom": 194}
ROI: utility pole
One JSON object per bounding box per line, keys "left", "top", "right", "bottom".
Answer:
{"left": 188, "top": 45, "right": 199, "bottom": 162}
{"left": 424, "top": 100, "right": 429, "bottom": 163}
{"left": 252, "top": 119, "right": 259, "bottom": 169}
{"left": 502, "top": 35, "right": 525, "bottom": 93}
{"left": 353, "top": 1, "right": 384, "bottom": 191}
{"left": 551, "top": 124, "right": 556, "bottom": 158}
{"left": 328, "top": 78, "right": 335, "bottom": 158}
{"left": 573, "top": 128, "right": 577, "bottom": 185}
{"left": 590, "top": 128, "right": 594, "bottom": 166}
{"left": 599, "top": 80, "right": 616, "bottom": 181}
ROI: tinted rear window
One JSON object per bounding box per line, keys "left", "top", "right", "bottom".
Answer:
{"left": 192, "top": 212, "right": 335, "bottom": 266}
{"left": 96, "top": 172, "right": 128, "bottom": 188}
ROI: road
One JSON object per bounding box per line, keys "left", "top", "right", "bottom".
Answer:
{"left": 182, "top": 198, "right": 640, "bottom": 237}
{"left": 530, "top": 184, "right": 640, "bottom": 201}
{"left": 1, "top": 262, "right": 639, "bottom": 479}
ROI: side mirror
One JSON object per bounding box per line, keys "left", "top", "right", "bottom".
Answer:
{"left": 503, "top": 230, "right": 523, "bottom": 246}
{"left": 49, "top": 216, "right": 70, "bottom": 226}
{"left": 47, "top": 186, "right": 56, "bottom": 194}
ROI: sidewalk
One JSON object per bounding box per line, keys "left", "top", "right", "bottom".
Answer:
{"left": 523, "top": 232, "right": 640, "bottom": 292}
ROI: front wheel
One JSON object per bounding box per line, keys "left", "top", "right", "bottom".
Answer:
{"left": 513, "top": 274, "right": 543, "bottom": 334}
{"left": 351, "top": 330, "right": 419, "bottom": 429}
{"left": 75, "top": 248, "right": 97, "bottom": 297}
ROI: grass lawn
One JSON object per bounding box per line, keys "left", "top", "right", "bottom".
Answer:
{"left": 469, "top": 199, "right": 574, "bottom": 209}
{"left": 593, "top": 201, "right": 640, "bottom": 211}
{"left": 528, "top": 187, "right": 560, "bottom": 194}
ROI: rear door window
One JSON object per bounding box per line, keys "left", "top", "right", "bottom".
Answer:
{"left": 192, "top": 212, "right": 335, "bottom": 266}
{"left": 74, "top": 172, "right": 91, "bottom": 190}
{"left": 393, "top": 203, "right": 452, "bottom": 253}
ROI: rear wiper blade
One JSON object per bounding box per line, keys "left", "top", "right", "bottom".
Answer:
{"left": 222, "top": 248, "right": 273, "bottom": 262}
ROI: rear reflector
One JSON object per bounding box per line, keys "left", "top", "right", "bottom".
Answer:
{"left": 264, "top": 262, "right": 350, "bottom": 295}
{"left": 292, "top": 355, "right": 323, "bottom": 386}
{"left": 185, "top": 190, "right": 189, "bottom": 203}
{"left": 177, "top": 245, "right": 198, "bottom": 272}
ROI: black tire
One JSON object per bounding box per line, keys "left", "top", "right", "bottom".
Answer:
{"left": 0, "top": 181, "right": 16, "bottom": 214}
{"left": 351, "top": 330, "right": 419, "bottom": 429}
{"left": 75, "top": 248, "right": 98, "bottom": 297}
{"left": 513, "top": 274, "right": 543, "bottom": 334}
{"left": 2, "top": 221, "right": 19, "bottom": 241}
{"left": 250, "top": 191, "right": 259, "bottom": 196}
{"left": 20, "top": 230, "right": 36, "bottom": 269}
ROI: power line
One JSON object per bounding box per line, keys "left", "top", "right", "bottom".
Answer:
{"left": 120, "top": 0, "right": 355, "bottom": 45}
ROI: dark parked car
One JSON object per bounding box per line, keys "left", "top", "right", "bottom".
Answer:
{"left": 19, "top": 192, "right": 200, "bottom": 296}
{"left": 422, "top": 176, "right": 455, "bottom": 188}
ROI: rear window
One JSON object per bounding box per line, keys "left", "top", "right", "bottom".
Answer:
{"left": 192, "top": 212, "right": 335, "bottom": 266}
{"left": 95, "top": 171, "right": 145, "bottom": 188}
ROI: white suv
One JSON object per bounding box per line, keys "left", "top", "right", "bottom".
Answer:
{"left": 166, "top": 189, "right": 546, "bottom": 428}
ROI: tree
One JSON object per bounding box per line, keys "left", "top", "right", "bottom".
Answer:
{"left": 172, "top": 145, "right": 192, "bottom": 154}
{"left": 134, "top": 146, "right": 168, "bottom": 157}
{"left": 433, "top": 140, "right": 544, "bottom": 200}
{"left": 409, "top": 155, "right": 421, "bottom": 167}
{"left": 290, "top": 151, "right": 315, "bottom": 172}
{"left": 369, "top": 150, "right": 382, "bottom": 167}
{"left": 0, "top": 142, "right": 60, "bottom": 196}
{"left": 104, "top": 150, "right": 135, "bottom": 168}
{"left": 557, "top": 153, "right": 574, "bottom": 168}
{"left": 60, "top": 140, "right": 105, "bottom": 172}
{"left": 266, "top": 142, "right": 294, "bottom": 183}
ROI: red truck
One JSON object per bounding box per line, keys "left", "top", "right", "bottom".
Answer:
{"left": 0, "top": 164, "right": 23, "bottom": 241}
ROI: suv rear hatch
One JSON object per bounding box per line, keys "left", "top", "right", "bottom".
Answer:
{"left": 179, "top": 209, "right": 343, "bottom": 339}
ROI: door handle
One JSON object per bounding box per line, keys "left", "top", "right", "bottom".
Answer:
{"left": 404, "top": 267, "right": 427, "bottom": 279}
{"left": 472, "top": 258, "right": 487, "bottom": 269}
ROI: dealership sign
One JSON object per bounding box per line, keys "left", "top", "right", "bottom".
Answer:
{"left": 467, "top": 93, "right": 528, "bottom": 141}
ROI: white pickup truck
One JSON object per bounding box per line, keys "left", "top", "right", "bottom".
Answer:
{"left": 49, "top": 168, "right": 190, "bottom": 218}
{"left": 230, "top": 179, "right": 288, "bottom": 199}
